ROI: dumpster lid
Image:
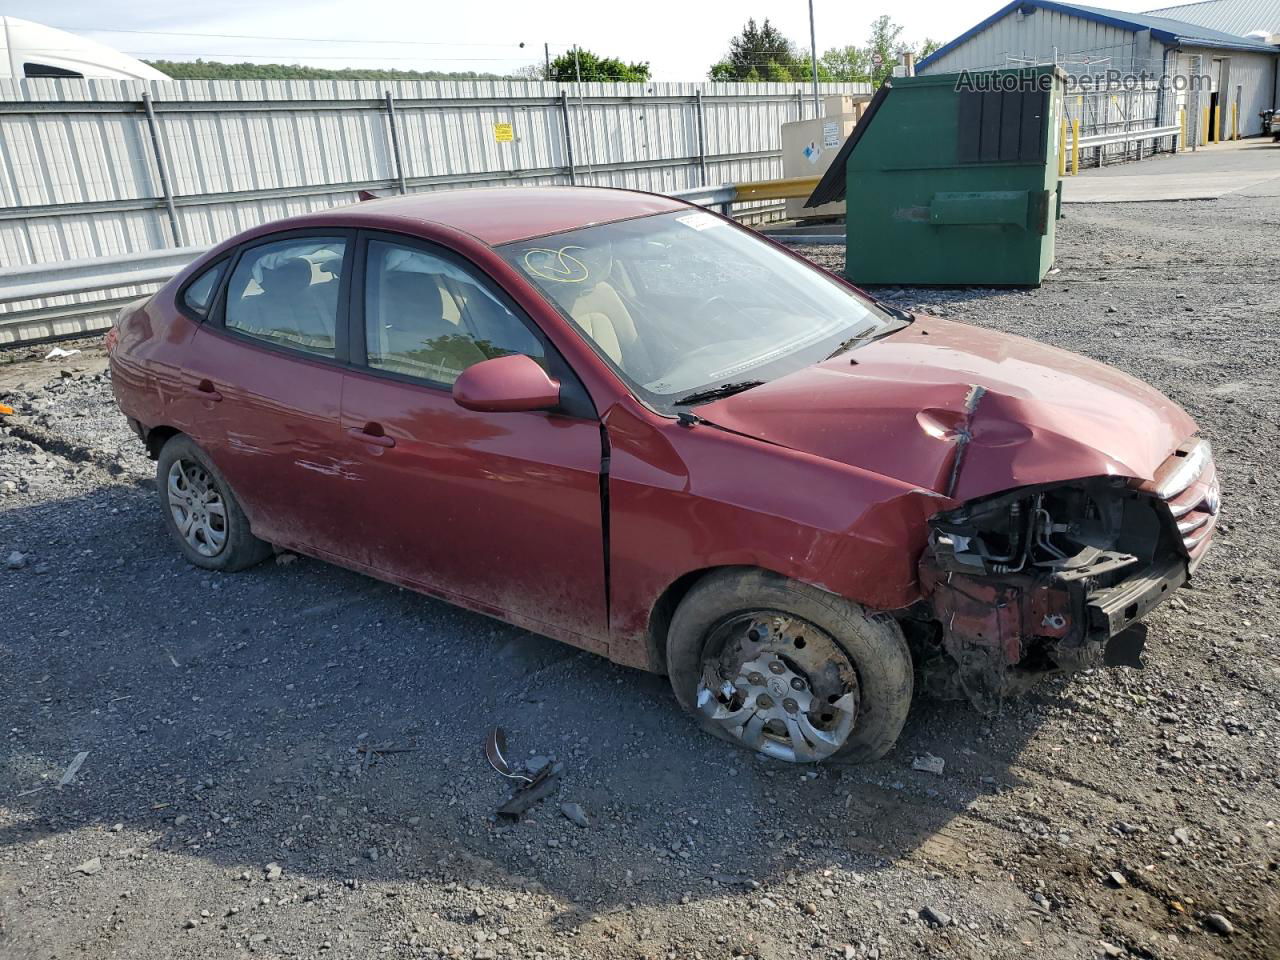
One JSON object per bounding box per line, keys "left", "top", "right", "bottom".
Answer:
{"left": 805, "top": 80, "right": 892, "bottom": 208}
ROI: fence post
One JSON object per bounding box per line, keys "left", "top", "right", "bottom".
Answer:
{"left": 384, "top": 92, "right": 408, "bottom": 195}
{"left": 1058, "top": 116, "right": 1067, "bottom": 177}
{"left": 141, "top": 92, "right": 183, "bottom": 248}
{"left": 559, "top": 91, "right": 577, "bottom": 185}
{"left": 695, "top": 90, "right": 709, "bottom": 186}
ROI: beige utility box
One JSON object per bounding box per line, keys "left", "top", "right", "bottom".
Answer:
{"left": 821, "top": 95, "right": 865, "bottom": 118}
{"left": 781, "top": 96, "right": 870, "bottom": 219}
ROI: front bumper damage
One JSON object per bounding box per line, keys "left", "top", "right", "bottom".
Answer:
{"left": 909, "top": 443, "right": 1218, "bottom": 712}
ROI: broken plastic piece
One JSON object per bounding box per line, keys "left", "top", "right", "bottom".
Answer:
{"left": 495, "top": 766, "right": 562, "bottom": 819}
{"left": 484, "top": 727, "right": 533, "bottom": 784}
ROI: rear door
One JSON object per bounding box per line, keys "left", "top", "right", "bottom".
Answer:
{"left": 181, "top": 230, "right": 359, "bottom": 561}
{"left": 337, "top": 232, "right": 608, "bottom": 647}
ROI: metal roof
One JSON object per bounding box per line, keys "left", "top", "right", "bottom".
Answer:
{"left": 918, "top": 0, "right": 1280, "bottom": 72}
{"left": 1143, "top": 0, "right": 1280, "bottom": 38}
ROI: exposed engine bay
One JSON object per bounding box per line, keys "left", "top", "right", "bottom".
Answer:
{"left": 910, "top": 476, "right": 1189, "bottom": 712}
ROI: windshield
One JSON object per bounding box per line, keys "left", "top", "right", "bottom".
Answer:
{"left": 498, "top": 210, "right": 903, "bottom": 410}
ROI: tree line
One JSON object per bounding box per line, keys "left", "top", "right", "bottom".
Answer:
{"left": 144, "top": 60, "right": 520, "bottom": 82}
{"left": 708, "top": 17, "right": 939, "bottom": 86}
{"left": 146, "top": 17, "right": 935, "bottom": 85}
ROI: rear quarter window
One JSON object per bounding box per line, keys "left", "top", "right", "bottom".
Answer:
{"left": 182, "top": 261, "right": 227, "bottom": 317}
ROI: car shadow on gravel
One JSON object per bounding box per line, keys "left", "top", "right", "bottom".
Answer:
{"left": 0, "top": 488, "right": 1075, "bottom": 923}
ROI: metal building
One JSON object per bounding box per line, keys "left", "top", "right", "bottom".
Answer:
{"left": 1143, "top": 0, "right": 1280, "bottom": 39}
{"left": 918, "top": 0, "right": 1279, "bottom": 138}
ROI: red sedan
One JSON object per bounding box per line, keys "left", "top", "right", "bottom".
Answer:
{"left": 108, "top": 186, "right": 1219, "bottom": 764}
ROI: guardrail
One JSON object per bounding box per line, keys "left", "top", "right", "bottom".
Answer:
{"left": 668, "top": 175, "right": 820, "bottom": 213}
{"left": 0, "top": 247, "right": 210, "bottom": 346}
{"left": 1077, "top": 124, "right": 1181, "bottom": 149}
{"left": 3, "top": 179, "right": 827, "bottom": 347}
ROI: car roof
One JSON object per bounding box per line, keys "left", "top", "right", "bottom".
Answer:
{"left": 290, "top": 186, "right": 688, "bottom": 246}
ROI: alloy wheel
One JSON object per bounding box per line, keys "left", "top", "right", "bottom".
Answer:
{"left": 166, "top": 458, "right": 228, "bottom": 558}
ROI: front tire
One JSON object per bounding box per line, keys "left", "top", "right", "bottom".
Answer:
{"left": 666, "top": 569, "right": 913, "bottom": 764}
{"left": 156, "top": 434, "right": 271, "bottom": 572}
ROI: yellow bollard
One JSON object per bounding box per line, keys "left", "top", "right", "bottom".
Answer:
{"left": 1179, "top": 107, "right": 1186, "bottom": 151}
{"left": 1058, "top": 117, "right": 1067, "bottom": 176}
{"left": 1071, "top": 118, "right": 1080, "bottom": 175}
{"left": 1211, "top": 104, "right": 1220, "bottom": 142}
{"left": 1232, "top": 103, "right": 1239, "bottom": 140}
{"left": 1201, "top": 106, "right": 1209, "bottom": 145}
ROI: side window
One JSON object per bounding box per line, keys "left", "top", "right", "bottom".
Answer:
{"left": 224, "top": 238, "right": 346, "bottom": 358}
{"left": 182, "top": 261, "right": 226, "bottom": 318}
{"left": 364, "top": 239, "right": 543, "bottom": 385}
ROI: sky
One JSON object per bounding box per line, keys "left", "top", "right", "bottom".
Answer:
{"left": 7, "top": 0, "right": 1164, "bottom": 80}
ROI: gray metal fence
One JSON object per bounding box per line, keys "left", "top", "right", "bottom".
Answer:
{"left": 1063, "top": 83, "right": 1179, "bottom": 166}
{"left": 0, "top": 76, "right": 870, "bottom": 345}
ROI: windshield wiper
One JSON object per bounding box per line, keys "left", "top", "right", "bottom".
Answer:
{"left": 672, "top": 380, "right": 765, "bottom": 406}
{"left": 824, "top": 310, "right": 914, "bottom": 360}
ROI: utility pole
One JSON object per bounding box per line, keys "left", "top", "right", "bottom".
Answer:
{"left": 574, "top": 46, "right": 591, "bottom": 173}
{"left": 544, "top": 42, "right": 551, "bottom": 80}
{"left": 808, "top": 0, "right": 821, "bottom": 118}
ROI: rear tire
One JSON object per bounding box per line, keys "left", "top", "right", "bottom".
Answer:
{"left": 666, "top": 568, "right": 913, "bottom": 764}
{"left": 155, "top": 434, "right": 271, "bottom": 572}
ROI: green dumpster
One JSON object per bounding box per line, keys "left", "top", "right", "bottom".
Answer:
{"left": 806, "top": 65, "right": 1066, "bottom": 287}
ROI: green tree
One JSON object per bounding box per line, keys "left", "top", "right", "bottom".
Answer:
{"left": 708, "top": 17, "right": 804, "bottom": 81}
{"left": 867, "top": 15, "right": 906, "bottom": 86}
{"left": 918, "top": 37, "right": 942, "bottom": 60}
{"left": 547, "top": 49, "right": 650, "bottom": 82}
{"left": 819, "top": 45, "right": 871, "bottom": 83}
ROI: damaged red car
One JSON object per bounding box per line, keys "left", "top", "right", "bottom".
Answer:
{"left": 108, "top": 187, "right": 1219, "bottom": 764}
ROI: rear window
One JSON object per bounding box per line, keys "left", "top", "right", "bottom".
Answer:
{"left": 223, "top": 238, "right": 346, "bottom": 358}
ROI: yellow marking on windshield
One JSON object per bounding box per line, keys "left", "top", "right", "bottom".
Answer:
{"left": 523, "top": 246, "right": 590, "bottom": 283}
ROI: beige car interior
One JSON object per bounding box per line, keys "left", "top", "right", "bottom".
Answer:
{"left": 231, "top": 256, "right": 341, "bottom": 356}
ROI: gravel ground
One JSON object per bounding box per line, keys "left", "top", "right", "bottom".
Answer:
{"left": 1, "top": 191, "right": 1277, "bottom": 960}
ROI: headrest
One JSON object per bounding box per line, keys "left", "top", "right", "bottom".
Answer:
{"left": 382, "top": 271, "right": 444, "bottom": 320}
{"left": 260, "top": 258, "right": 313, "bottom": 294}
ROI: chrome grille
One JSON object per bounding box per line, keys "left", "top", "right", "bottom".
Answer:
{"left": 1149, "top": 439, "right": 1219, "bottom": 564}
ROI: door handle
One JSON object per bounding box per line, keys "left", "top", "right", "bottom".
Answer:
{"left": 347, "top": 425, "right": 396, "bottom": 448}
{"left": 185, "top": 380, "right": 222, "bottom": 402}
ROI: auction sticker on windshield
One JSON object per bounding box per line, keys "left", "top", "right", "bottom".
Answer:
{"left": 676, "top": 212, "right": 725, "bottom": 231}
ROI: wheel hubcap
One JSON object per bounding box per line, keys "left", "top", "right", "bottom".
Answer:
{"left": 695, "top": 613, "right": 859, "bottom": 763}
{"left": 167, "top": 459, "right": 228, "bottom": 558}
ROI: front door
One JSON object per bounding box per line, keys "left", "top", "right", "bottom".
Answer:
{"left": 181, "top": 232, "right": 358, "bottom": 562}
{"left": 338, "top": 234, "right": 608, "bottom": 647}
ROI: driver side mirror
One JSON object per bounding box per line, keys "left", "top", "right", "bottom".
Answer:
{"left": 452, "top": 354, "right": 561, "bottom": 413}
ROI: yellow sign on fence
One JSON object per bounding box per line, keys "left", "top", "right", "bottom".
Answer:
{"left": 493, "top": 122, "right": 514, "bottom": 142}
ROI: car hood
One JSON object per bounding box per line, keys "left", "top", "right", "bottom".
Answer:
{"left": 697, "top": 317, "right": 1197, "bottom": 503}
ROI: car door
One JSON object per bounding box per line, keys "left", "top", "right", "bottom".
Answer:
{"left": 180, "top": 230, "right": 359, "bottom": 562}
{"left": 338, "top": 232, "right": 608, "bottom": 648}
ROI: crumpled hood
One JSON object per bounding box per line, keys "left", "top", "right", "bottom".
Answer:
{"left": 698, "top": 317, "right": 1197, "bottom": 502}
